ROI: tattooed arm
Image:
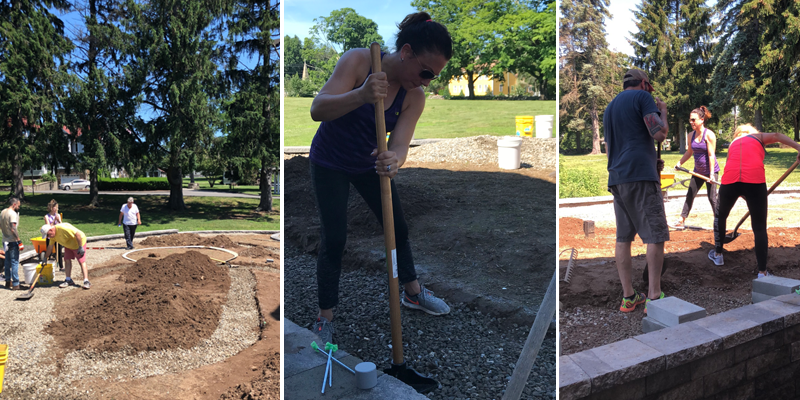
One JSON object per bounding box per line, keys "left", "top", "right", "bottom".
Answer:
{"left": 644, "top": 96, "right": 668, "bottom": 142}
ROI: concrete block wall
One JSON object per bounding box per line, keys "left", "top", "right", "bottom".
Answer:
{"left": 560, "top": 294, "right": 800, "bottom": 400}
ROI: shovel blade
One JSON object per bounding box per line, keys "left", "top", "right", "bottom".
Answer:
{"left": 16, "top": 291, "right": 34, "bottom": 300}
{"left": 724, "top": 232, "right": 740, "bottom": 244}
{"left": 642, "top": 258, "right": 669, "bottom": 284}
{"left": 385, "top": 362, "right": 438, "bottom": 394}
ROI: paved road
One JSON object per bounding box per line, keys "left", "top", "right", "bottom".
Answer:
{"left": 34, "top": 189, "right": 278, "bottom": 199}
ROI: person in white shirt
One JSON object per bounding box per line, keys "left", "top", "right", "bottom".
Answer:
{"left": 118, "top": 197, "right": 141, "bottom": 250}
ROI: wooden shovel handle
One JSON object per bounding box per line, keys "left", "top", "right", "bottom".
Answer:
{"left": 370, "top": 42, "right": 404, "bottom": 365}
{"left": 731, "top": 159, "right": 800, "bottom": 232}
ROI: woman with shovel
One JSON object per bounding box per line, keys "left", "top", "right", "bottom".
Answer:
{"left": 710, "top": 124, "right": 800, "bottom": 277}
{"left": 672, "top": 106, "right": 720, "bottom": 230}
{"left": 308, "top": 12, "right": 452, "bottom": 344}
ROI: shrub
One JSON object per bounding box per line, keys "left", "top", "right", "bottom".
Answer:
{"left": 40, "top": 173, "right": 56, "bottom": 182}
{"left": 98, "top": 177, "right": 170, "bottom": 191}
{"left": 559, "top": 160, "right": 608, "bottom": 198}
{"left": 285, "top": 74, "right": 317, "bottom": 97}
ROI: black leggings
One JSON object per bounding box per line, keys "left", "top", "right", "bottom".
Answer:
{"left": 714, "top": 182, "right": 768, "bottom": 271}
{"left": 310, "top": 161, "right": 417, "bottom": 310}
{"left": 681, "top": 173, "right": 718, "bottom": 219}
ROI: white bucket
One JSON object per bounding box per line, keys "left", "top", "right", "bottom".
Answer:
{"left": 23, "top": 263, "right": 38, "bottom": 285}
{"left": 497, "top": 136, "right": 523, "bottom": 170}
{"left": 535, "top": 115, "right": 555, "bottom": 138}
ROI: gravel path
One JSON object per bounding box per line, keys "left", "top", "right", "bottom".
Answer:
{"left": 284, "top": 246, "right": 556, "bottom": 399}
{"left": 407, "top": 135, "right": 557, "bottom": 170}
{"left": 0, "top": 238, "right": 259, "bottom": 399}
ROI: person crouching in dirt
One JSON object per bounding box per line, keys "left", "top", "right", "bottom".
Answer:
{"left": 307, "top": 12, "right": 452, "bottom": 344}
{"left": 671, "top": 106, "right": 720, "bottom": 230}
{"left": 604, "top": 69, "right": 670, "bottom": 314}
{"left": 41, "top": 223, "right": 91, "bottom": 290}
{"left": 710, "top": 124, "right": 800, "bottom": 277}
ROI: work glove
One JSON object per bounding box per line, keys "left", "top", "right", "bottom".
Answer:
{"left": 675, "top": 162, "right": 681, "bottom": 169}
{"left": 76, "top": 246, "right": 85, "bottom": 257}
{"left": 18, "top": 241, "right": 23, "bottom": 251}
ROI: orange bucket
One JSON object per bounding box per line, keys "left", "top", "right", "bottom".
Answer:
{"left": 31, "top": 237, "right": 48, "bottom": 254}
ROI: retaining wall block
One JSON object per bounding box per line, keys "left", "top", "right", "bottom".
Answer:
{"left": 752, "top": 292, "right": 775, "bottom": 304}
{"left": 734, "top": 331, "right": 784, "bottom": 364}
{"left": 791, "top": 342, "right": 800, "bottom": 362}
{"left": 559, "top": 355, "right": 591, "bottom": 400}
{"left": 634, "top": 322, "right": 722, "bottom": 370}
{"left": 752, "top": 276, "right": 800, "bottom": 297}
{"left": 585, "top": 378, "right": 645, "bottom": 400}
{"left": 652, "top": 379, "right": 704, "bottom": 400}
{"left": 642, "top": 317, "right": 668, "bottom": 333}
{"left": 753, "top": 361, "right": 800, "bottom": 398}
{"left": 689, "top": 348, "right": 735, "bottom": 381}
{"left": 693, "top": 310, "right": 761, "bottom": 350}
{"left": 646, "top": 297, "right": 706, "bottom": 327}
{"left": 706, "top": 381, "right": 754, "bottom": 400}
{"left": 770, "top": 294, "right": 800, "bottom": 327}
{"left": 569, "top": 338, "right": 665, "bottom": 393}
{"left": 745, "top": 346, "right": 790, "bottom": 380}
{"left": 645, "top": 364, "right": 691, "bottom": 395}
{"left": 702, "top": 362, "right": 746, "bottom": 397}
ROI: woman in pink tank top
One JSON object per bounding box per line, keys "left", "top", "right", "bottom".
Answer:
{"left": 710, "top": 124, "right": 800, "bottom": 278}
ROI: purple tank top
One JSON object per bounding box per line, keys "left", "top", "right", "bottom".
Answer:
{"left": 310, "top": 54, "right": 407, "bottom": 174}
{"left": 691, "top": 128, "right": 720, "bottom": 175}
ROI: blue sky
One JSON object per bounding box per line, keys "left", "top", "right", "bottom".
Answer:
{"left": 284, "top": 0, "right": 418, "bottom": 51}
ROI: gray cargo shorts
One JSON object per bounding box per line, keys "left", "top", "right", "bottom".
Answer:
{"left": 608, "top": 181, "right": 670, "bottom": 244}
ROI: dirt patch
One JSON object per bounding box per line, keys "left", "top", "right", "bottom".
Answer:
{"left": 219, "top": 352, "right": 280, "bottom": 400}
{"left": 285, "top": 154, "right": 557, "bottom": 322}
{"left": 141, "top": 233, "right": 240, "bottom": 249}
{"left": 47, "top": 251, "right": 230, "bottom": 353}
{"left": 559, "top": 216, "right": 800, "bottom": 355}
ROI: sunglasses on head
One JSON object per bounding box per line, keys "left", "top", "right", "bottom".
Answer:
{"left": 412, "top": 50, "right": 439, "bottom": 80}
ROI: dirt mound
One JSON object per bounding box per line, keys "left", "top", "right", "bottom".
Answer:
{"left": 47, "top": 251, "right": 230, "bottom": 353}
{"left": 140, "top": 233, "right": 240, "bottom": 249}
{"left": 219, "top": 351, "right": 280, "bottom": 400}
{"left": 237, "top": 246, "right": 273, "bottom": 258}
{"left": 119, "top": 250, "right": 229, "bottom": 286}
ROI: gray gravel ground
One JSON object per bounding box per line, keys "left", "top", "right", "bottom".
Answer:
{"left": 407, "top": 135, "right": 557, "bottom": 170}
{"left": 284, "top": 246, "right": 556, "bottom": 399}
{"left": 0, "top": 237, "right": 260, "bottom": 399}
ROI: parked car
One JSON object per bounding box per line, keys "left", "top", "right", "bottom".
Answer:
{"left": 59, "top": 179, "right": 90, "bottom": 190}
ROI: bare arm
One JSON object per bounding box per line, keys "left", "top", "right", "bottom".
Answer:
{"left": 137, "top": 212, "right": 141, "bottom": 225}
{"left": 706, "top": 130, "right": 718, "bottom": 172}
{"left": 10, "top": 222, "right": 19, "bottom": 243}
{"left": 760, "top": 132, "right": 800, "bottom": 162}
{"left": 118, "top": 212, "right": 124, "bottom": 225}
{"left": 644, "top": 96, "right": 669, "bottom": 142}
{"left": 373, "top": 88, "right": 426, "bottom": 179}
{"left": 677, "top": 138, "right": 694, "bottom": 166}
{"left": 310, "top": 49, "right": 385, "bottom": 122}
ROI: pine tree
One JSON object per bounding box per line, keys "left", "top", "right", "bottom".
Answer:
{"left": 0, "top": 0, "right": 73, "bottom": 199}
{"left": 559, "top": 0, "right": 614, "bottom": 154}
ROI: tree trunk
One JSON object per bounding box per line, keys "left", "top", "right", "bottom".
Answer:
{"left": 793, "top": 113, "right": 798, "bottom": 142}
{"left": 167, "top": 166, "right": 186, "bottom": 210}
{"left": 257, "top": 159, "right": 272, "bottom": 212}
{"left": 12, "top": 161, "right": 24, "bottom": 200}
{"left": 754, "top": 109, "right": 763, "bottom": 131}
{"left": 467, "top": 71, "right": 475, "bottom": 100}
{"left": 88, "top": 169, "right": 99, "bottom": 207}
{"left": 574, "top": 130, "right": 581, "bottom": 154}
{"left": 590, "top": 98, "right": 601, "bottom": 154}
{"left": 678, "top": 119, "right": 686, "bottom": 154}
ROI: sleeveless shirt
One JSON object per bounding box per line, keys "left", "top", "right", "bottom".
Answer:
{"left": 310, "top": 53, "right": 408, "bottom": 174}
{"left": 690, "top": 128, "right": 720, "bottom": 175}
{"left": 721, "top": 135, "right": 766, "bottom": 185}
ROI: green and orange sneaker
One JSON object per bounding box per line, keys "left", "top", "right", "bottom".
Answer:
{"left": 620, "top": 291, "right": 647, "bottom": 312}
{"left": 644, "top": 292, "right": 666, "bottom": 314}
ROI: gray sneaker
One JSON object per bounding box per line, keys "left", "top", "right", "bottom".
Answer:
{"left": 402, "top": 285, "right": 450, "bottom": 315}
{"left": 312, "top": 316, "right": 334, "bottom": 345}
{"left": 708, "top": 250, "right": 724, "bottom": 266}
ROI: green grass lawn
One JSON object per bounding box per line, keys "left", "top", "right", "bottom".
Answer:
{"left": 560, "top": 148, "right": 800, "bottom": 199}
{"left": 8, "top": 194, "right": 278, "bottom": 249}
{"left": 284, "top": 97, "right": 557, "bottom": 146}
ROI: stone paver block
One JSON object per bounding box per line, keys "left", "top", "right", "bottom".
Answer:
{"left": 634, "top": 322, "right": 722, "bottom": 369}
{"left": 734, "top": 331, "right": 783, "bottom": 363}
{"left": 570, "top": 338, "right": 665, "bottom": 392}
{"left": 653, "top": 379, "right": 704, "bottom": 400}
{"left": 752, "top": 291, "right": 774, "bottom": 303}
{"left": 768, "top": 294, "right": 800, "bottom": 327}
{"left": 692, "top": 311, "right": 761, "bottom": 349}
{"left": 745, "top": 347, "right": 790, "bottom": 379}
{"left": 752, "top": 276, "right": 800, "bottom": 297}
{"left": 643, "top": 317, "right": 668, "bottom": 333}
{"left": 585, "top": 378, "right": 644, "bottom": 400}
{"left": 689, "top": 348, "right": 734, "bottom": 380}
{"left": 646, "top": 297, "right": 706, "bottom": 327}
{"left": 732, "top": 302, "right": 789, "bottom": 336}
{"left": 559, "top": 355, "right": 591, "bottom": 400}
{"left": 703, "top": 362, "right": 746, "bottom": 397}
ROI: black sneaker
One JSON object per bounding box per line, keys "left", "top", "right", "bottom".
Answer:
{"left": 312, "top": 316, "right": 334, "bottom": 345}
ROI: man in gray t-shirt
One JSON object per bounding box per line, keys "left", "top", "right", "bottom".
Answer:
{"left": 603, "top": 69, "right": 669, "bottom": 314}
{"left": 1, "top": 197, "right": 22, "bottom": 289}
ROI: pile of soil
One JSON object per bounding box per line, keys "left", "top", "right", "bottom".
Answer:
{"left": 559, "top": 216, "right": 800, "bottom": 355}
{"left": 219, "top": 351, "right": 280, "bottom": 400}
{"left": 140, "top": 233, "right": 240, "bottom": 249}
{"left": 47, "top": 251, "right": 230, "bottom": 353}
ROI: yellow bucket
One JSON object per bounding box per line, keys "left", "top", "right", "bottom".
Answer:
{"left": 660, "top": 173, "right": 676, "bottom": 189}
{"left": 515, "top": 116, "right": 534, "bottom": 137}
{"left": 36, "top": 263, "right": 54, "bottom": 286}
{"left": 0, "top": 344, "right": 7, "bottom": 393}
